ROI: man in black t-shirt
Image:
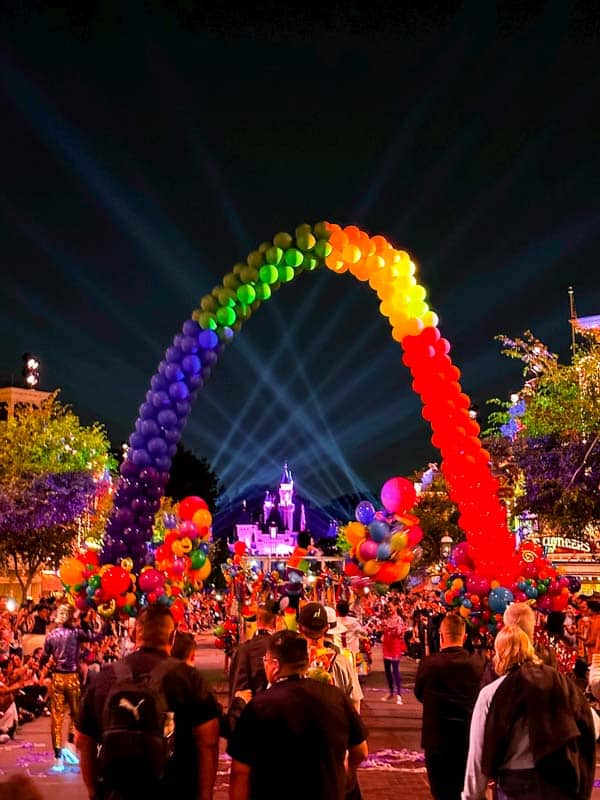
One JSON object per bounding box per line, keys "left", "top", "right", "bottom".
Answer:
{"left": 228, "top": 630, "right": 368, "bottom": 800}
{"left": 76, "top": 604, "right": 221, "bottom": 800}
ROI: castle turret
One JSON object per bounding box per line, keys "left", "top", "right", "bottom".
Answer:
{"left": 278, "top": 461, "right": 295, "bottom": 533}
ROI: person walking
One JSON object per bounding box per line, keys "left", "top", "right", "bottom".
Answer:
{"left": 462, "top": 624, "right": 595, "bottom": 800}
{"left": 381, "top": 601, "right": 406, "bottom": 703}
{"left": 227, "top": 630, "right": 368, "bottom": 800}
{"left": 76, "top": 603, "right": 221, "bottom": 800}
{"left": 228, "top": 605, "right": 277, "bottom": 701}
{"left": 415, "top": 613, "right": 483, "bottom": 800}
{"left": 39, "top": 604, "right": 101, "bottom": 771}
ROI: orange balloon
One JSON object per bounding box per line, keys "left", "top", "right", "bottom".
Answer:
{"left": 346, "top": 521, "right": 367, "bottom": 546}
{"left": 192, "top": 508, "right": 212, "bottom": 528}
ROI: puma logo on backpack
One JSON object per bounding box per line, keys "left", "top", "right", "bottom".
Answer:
{"left": 99, "top": 657, "right": 177, "bottom": 792}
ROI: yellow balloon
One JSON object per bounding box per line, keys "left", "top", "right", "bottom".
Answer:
{"left": 179, "top": 537, "right": 193, "bottom": 554}
{"left": 390, "top": 531, "right": 408, "bottom": 552}
{"left": 197, "top": 559, "right": 211, "bottom": 581}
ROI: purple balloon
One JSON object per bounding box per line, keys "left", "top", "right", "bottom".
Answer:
{"left": 139, "top": 402, "right": 157, "bottom": 420}
{"left": 115, "top": 508, "right": 135, "bottom": 528}
{"left": 182, "top": 355, "right": 201, "bottom": 375}
{"left": 164, "top": 428, "right": 180, "bottom": 444}
{"left": 198, "top": 329, "right": 218, "bottom": 349}
{"left": 140, "top": 419, "right": 160, "bottom": 438}
{"left": 168, "top": 381, "right": 189, "bottom": 401}
{"left": 164, "top": 363, "right": 184, "bottom": 382}
{"left": 151, "top": 391, "right": 171, "bottom": 409}
{"left": 120, "top": 460, "right": 140, "bottom": 479}
{"left": 131, "top": 448, "right": 151, "bottom": 467}
{"left": 139, "top": 466, "right": 159, "bottom": 484}
{"left": 137, "top": 513, "right": 155, "bottom": 528}
{"left": 131, "top": 497, "right": 150, "bottom": 513}
{"left": 154, "top": 455, "right": 171, "bottom": 472}
{"left": 180, "top": 336, "right": 198, "bottom": 354}
{"left": 150, "top": 374, "right": 168, "bottom": 391}
{"left": 157, "top": 409, "right": 178, "bottom": 429}
{"left": 174, "top": 400, "right": 191, "bottom": 417}
{"left": 166, "top": 346, "right": 183, "bottom": 363}
{"left": 187, "top": 373, "right": 204, "bottom": 390}
{"left": 182, "top": 319, "right": 200, "bottom": 337}
{"left": 147, "top": 437, "right": 168, "bottom": 456}
{"left": 201, "top": 366, "right": 212, "bottom": 381}
{"left": 358, "top": 539, "right": 379, "bottom": 561}
{"left": 129, "top": 432, "right": 146, "bottom": 449}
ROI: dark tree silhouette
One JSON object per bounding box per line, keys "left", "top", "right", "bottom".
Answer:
{"left": 165, "top": 443, "right": 224, "bottom": 511}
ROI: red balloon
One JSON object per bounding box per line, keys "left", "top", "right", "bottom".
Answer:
{"left": 170, "top": 598, "right": 185, "bottom": 624}
{"left": 178, "top": 496, "right": 208, "bottom": 521}
{"left": 214, "top": 637, "right": 225, "bottom": 650}
{"left": 233, "top": 540, "right": 247, "bottom": 556}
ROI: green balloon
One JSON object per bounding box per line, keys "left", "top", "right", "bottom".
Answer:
{"left": 265, "top": 246, "right": 283, "bottom": 265}
{"left": 255, "top": 282, "right": 272, "bottom": 301}
{"left": 240, "top": 266, "right": 259, "bottom": 284}
{"left": 216, "top": 306, "right": 236, "bottom": 326}
{"left": 223, "top": 273, "right": 241, "bottom": 290}
{"left": 278, "top": 265, "right": 295, "bottom": 283}
{"left": 217, "top": 288, "right": 237, "bottom": 307}
{"left": 273, "top": 231, "right": 293, "bottom": 249}
{"left": 237, "top": 284, "right": 256, "bottom": 304}
{"left": 200, "top": 294, "right": 218, "bottom": 312}
{"left": 303, "top": 256, "right": 318, "bottom": 271}
{"left": 314, "top": 239, "right": 333, "bottom": 258}
{"left": 296, "top": 232, "right": 316, "bottom": 251}
{"left": 246, "top": 250, "right": 264, "bottom": 269}
{"left": 198, "top": 311, "right": 217, "bottom": 330}
{"left": 88, "top": 574, "right": 101, "bottom": 589}
{"left": 259, "top": 264, "right": 279, "bottom": 284}
{"left": 284, "top": 248, "right": 304, "bottom": 267}
{"left": 313, "top": 221, "right": 331, "bottom": 239}
{"left": 191, "top": 549, "right": 207, "bottom": 569}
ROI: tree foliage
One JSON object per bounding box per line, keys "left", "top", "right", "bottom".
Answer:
{"left": 0, "top": 394, "right": 112, "bottom": 600}
{"left": 486, "top": 330, "right": 600, "bottom": 538}
{"left": 165, "top": 443, "right": 224, "bottom": 511}
{"left": 411, "top": 470, "right": 463, "bottom": 567}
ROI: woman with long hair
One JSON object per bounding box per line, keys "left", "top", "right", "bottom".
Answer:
{"left": 462, "top": 624, "right": 595, "bottom": 800}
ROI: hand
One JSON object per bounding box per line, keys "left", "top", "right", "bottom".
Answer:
{"left": 234, "top": 690, "right": 252, "bottom": 703}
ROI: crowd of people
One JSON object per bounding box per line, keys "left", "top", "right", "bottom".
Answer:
{"left": 0, "top": 588, "right": 599, "bottom": 799}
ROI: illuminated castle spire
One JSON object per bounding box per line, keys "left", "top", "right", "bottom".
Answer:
{"left": 278, "top": 461, "right": 295, "bottom": 533}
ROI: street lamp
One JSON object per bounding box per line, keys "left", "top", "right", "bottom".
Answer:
{"left": 22, "top": 353, "right": 40, "bottom": 389}
{"left": 440, "top": 533, "right": 453, "bottom": 560}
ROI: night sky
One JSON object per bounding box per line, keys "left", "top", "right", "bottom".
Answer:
{"left": 1, "top": 2, "right": 599, "bottom": 511}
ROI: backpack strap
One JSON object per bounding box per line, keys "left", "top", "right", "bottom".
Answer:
{"left": 148, "top": 656, "right": 180, "bottom": 689}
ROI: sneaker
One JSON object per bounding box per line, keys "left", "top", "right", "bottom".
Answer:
{"left": 0, "top": 734, "right": 10, "bottom": 744}
{"left": 396, "top": 695, "right": 403, "bottom": 704}
{"left": 51, "top": 757, "right": 65, "bottom": 773}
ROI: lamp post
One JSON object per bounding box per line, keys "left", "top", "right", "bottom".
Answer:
{"left": 440, "top": 533, "right": 453, "bottom": 561}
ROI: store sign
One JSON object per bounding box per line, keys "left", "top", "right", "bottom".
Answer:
{"left": 525, "top": 534, "right": 591, "bottom": 554}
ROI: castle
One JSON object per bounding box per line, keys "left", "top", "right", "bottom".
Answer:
{"left": 235, "top": 462, "right": 306, "bottom": 556}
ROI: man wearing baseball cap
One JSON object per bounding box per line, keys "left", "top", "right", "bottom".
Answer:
{"left": 298, "top": 603, "right": 363, "bottom": 712}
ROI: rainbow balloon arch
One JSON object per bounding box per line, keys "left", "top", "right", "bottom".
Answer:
{"left": 59, "top": 221, "right": 571, "bottom": 625}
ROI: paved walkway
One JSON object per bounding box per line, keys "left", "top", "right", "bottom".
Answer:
{"left": 0, "top": 635, "right": 598, "bottom": 799}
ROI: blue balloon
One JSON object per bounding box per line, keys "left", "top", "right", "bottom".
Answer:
{"left": 524, "top": 584, "right": 538, "bottom": 599}
{"left": 355, "top": 500, "right": 375, "bottom": 525}
{"left": 488, "top": 587, "right": 514, "bottom": 614}
{"left": 182, "top": 355, "right": 202, "bottom": 375}
{"left": 198, "top": 329, "right": 218, "bottom": 350}
{"left": 163, "top": 513, "right": 177, "bottom": 529}
{"left": 376, "top": 542, "right": 391, "bottom": 561}
{"left": 368, "top": 519, "right": 390, "bottom": 543}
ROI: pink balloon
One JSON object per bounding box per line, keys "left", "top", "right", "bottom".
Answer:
{"left": 380, "top": 477, "right": 417, "bottom": 514}
{"left": 358, "top": 539, "right": 379, "bottom": 562}
{"left": 180, "top": 520, "right": 199, "bottom": 539}
{"left": 138, "top": 568, "right": 164, "bottom": 593}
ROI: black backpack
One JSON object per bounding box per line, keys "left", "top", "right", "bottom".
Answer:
{"left": 99, "top": 657, "right": 178, "bottom": 792}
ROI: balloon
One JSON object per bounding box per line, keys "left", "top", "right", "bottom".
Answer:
{"left": 568, "top": 575, "right": 581, "bottom": 594}
{"left": 390, "top": 531, "right": 408, "bottom": 552}
{"left": 380, "top": 476, "right": 417, "bottom": 514}
{"left": 355, "top": 500, "right": 376, "bottom": 525}
{"left": 60, "top": 557, "right": 86, "bottom": 587}
{"left": 488, "top": 587, "right": 514, "bottom": 614}
{"left": 358, "top": 539, "right": 379, "bottom": 562}
{"left": 192, "top": 508, "right": 213, "bottom": 529}
{"left": 368, "top": 519, "right": 390, "bottom": 543}
{"left": 178, "top": 496, "right": 209, "bottom": 521}
{"left": 363, "top": 559, "right": 380, "bottom": 576}
{"left": 233, "top": 540, "right": 247, "bottom": 556}
{"left": 101, "top": 566, "right": 131, "bottom": 597}
{"left": 346, "top": 521, "right": 367, "bottom": 546}
{"left": 190, "top": 549, "right": 207, "bottom": 569}
{"left": 197, "top": 559, "right": 211, "bottom": 581}
{"left": 344, "top": 561, "right": 362, "bottom": 577}
{"left": 138, "top": 568, "right": 165, "bottom": 593}
{"left": 377, "top": 542, "right": 392, "bottom": 561}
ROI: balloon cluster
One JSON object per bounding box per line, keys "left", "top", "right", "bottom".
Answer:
{"left": 342, "top": 477, "right": 423, "bottom": 587}
{"left": 401, "top": 327, "right": 516, "bottom": 580}
{"left": 213, "top": 618, "right": 239, "bottom": 652}
{"left": 440, "top": 539, "right": 576, "bottom": 634}
{"left": 102, "top": 323, "right": 222, "bottom": 573}
{"left": 60, "top": 495, "right": 212, "bottom": 622}
{"left": 500, "top": 397, "right": 526, "bottom": 440}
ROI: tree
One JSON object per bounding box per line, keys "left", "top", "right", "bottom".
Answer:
{"left": 165, "top": 443, "right": 224, "bottom": 511}
{"left": 411, "top": 470, "right": 463, "bottom": 567}
{"left": 485, "top": 330, "right": 600, "bottom": 539}
{"left": 0, "top": 394, "right": 112, "bottom": 601}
